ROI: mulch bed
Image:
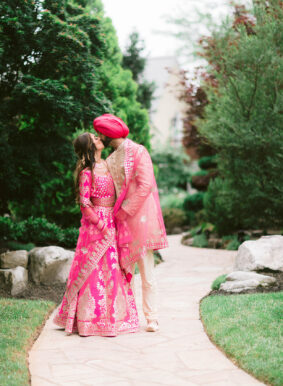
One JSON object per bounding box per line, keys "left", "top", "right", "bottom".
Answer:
{"left": 0, "top": 282, "right": 66, "bottom": 304}
{"left": 209, "top": 271, "right": 283, "bottom": 296}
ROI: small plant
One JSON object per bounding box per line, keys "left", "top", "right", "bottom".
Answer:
{"left": 222, "top": 234, "right": 241, "bottom": 250}
{"left": 192, "top": 234, "right": 208, "bottom": 248}
{"left": 226, "top": 239, "right": 241, "bottom": 250}
{"left": 211, "top": 274, "right": 227, "bottom": 290}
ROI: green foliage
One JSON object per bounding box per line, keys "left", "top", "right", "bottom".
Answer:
{"left": 226, "top": 238, "right": 241, "bottom": 251}
{"left": 62, "top": 227, "right": 79, "bottom": 249}
{"left": 200, "top": 3, "right": 283, "bottom": 233}
{"left": 183, "top": 192, "right": 204, "bottom": 213}
{"left": 211, "top": 274, "right": 227, "bottom": 290}
{"left": 97, "top": 22, "right": 151, "bottom": 149}
{"left": 160, "top": 191, "right": 187, "bottom": 210}
{"left": 0, "top": 216, "right": 78, "bottom": 248}
{"left": 5, "top": 241, "right": 36, "bottom": 252}
{"left": 192, "top": 233, "right": 208, "bottom": 248}
{"left": 162, "top": 208, "right": 187, "bottom": 231}
{"left": 204, "top": 178, "right": 242, "bottom": 234}
{"left": 122, "top": 30, "right": 156, "bottom": 110}
{"left": 0, "top": 0, "right": 151, "bottom": 224}
{"left": 191, "top": 170, "right": 208, "bottom": 178}
{"left": 152, "top": 148, "right": 191, "bottom": 194}
{"left": 198, "top": 155, "right": 217, "bottom": 170}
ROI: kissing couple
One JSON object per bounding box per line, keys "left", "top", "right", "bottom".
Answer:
{"left": 53, "top": 114, "right": 168, "bottom": 336}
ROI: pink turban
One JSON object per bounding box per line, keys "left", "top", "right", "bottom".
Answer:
{"left": 93, "top": 114, "right": 129, "bottom": 138}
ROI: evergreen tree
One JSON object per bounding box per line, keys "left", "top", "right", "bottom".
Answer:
{"left": 122, "top": 31, "right": 156, "bottom": 111}
{"left": 199, "top": 2, "right": 283, "bottom": 233}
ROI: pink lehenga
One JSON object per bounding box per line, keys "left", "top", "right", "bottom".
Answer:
{"left": 53, "top": 167, "right": 139, "bottom": 336}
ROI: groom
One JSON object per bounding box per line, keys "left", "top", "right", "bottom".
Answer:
{"left": 93, "top": 113, "right": 168, "bottom": 332}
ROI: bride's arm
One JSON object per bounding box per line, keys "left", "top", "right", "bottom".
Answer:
{"left": 79, "top": 169, "right": 106, "bottom": 233}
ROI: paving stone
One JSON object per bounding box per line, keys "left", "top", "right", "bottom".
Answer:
{"left": 29, "top": 235, "right": 264, "bottom": 386}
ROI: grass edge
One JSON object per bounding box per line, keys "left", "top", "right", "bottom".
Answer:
{"left": 198, "top": 294, "right": 272, "bottom": 386}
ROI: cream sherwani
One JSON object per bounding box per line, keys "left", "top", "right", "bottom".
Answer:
{"left": 107, "top": 139, "right": 167, "bottom": 322}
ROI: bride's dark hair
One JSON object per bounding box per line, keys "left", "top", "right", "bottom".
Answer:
{"left": 73, "top": 132, "right": 96, "bottom": 203}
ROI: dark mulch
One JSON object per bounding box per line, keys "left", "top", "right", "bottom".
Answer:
{"left": 209, "top": 271, "right": 283, "bottom": 296}
{"left": 0, "top": 282, "right": 66, "bottom": 304}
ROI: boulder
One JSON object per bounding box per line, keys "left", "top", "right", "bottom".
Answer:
{"left": 226, "top": 271, "right": 276, "bottom": 284}
{"left": 0, "top": 250, "right": 28, "bottom": 269}
{"left": 220, "top": 271, "right": 276, "bottom": 293}
{"left": 234, "top": 235, "right": 283, "bottom": 272}
{"left": 29, "top": 246, "right": 74, "bottom": 285}
{"left": 221, "top": 279, "right": 262, "bottom": 293}
{"left": 0, "top": 266, "right": 28, "bottom": 295}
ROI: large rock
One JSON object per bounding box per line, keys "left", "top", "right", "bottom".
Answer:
{"left": 234, "top": 235, "right": 283, "bottom": 272}
{"left": 226, "top": 271, "right": 276, "bottom": 283}
{"left": 28, "top": 246, "right": 74, "bottom": 285}
{"left": 0, "top": 250, "right": 28, "bottom": 269}
{"left": 0, "top": 267, "right": 28, "bottom": 295}
{"left": 220, "top": 271, "right": 276, "bottom": 293}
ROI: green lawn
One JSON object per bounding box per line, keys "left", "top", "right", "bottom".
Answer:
{"left": 200, "top": 292, "right": 283, "bottom": 386}
{"left": 0, "top": 298, "right": 55, "bottom": 386}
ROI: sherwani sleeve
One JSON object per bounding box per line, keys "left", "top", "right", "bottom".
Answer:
{"left": 121, "top": 148, "right": 154, "bottom": 216}
{"left": 79, "top": 170, "right": 101, "bottom": 225}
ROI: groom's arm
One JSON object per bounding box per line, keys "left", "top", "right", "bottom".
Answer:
{"left": 120, "top": 147, "right": 154, "bottom": 217}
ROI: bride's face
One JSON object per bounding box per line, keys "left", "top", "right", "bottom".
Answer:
{"left": 89, "top": 133, "right": 104, "bottom": 150}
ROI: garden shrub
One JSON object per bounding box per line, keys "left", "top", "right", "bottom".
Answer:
{"left": 0, "top": 216, "right": 78, "bottom": 248}
{"left": 226, "top": 238, "right": 241, "bottom": 251}
{"left": 191, "top": 170, "right": 208, "bottom": 179}
{"left": 0, "top": 217, "right": 14, "bottom": 240}
{"left": 183, "top": 192, "right": 204, "bottom": 213}
{"left": 62, "top": 227, "right": 79, "bottom": 249}
{"left": 192, "top": 234, "right": 208, "bottom": 248}
{"left": 5, "top": 241, "right": 36, "bottom": 251}
{"left": 198, "top": 155, "right": 217, "bottom": 170}
{"left": 151, "top": 148, "right": 191, "bottom": 194}
{"left": 162, "top": 208, "right": 187, "bottom": 232}
{"left": 23, "top": 217, "right": 64, "bottom": 245}
{"left": 160, "top": 191, "right": 186, "bottom": 210}
{"left": 203, "top": 179, "right": 243, "bottom": 235}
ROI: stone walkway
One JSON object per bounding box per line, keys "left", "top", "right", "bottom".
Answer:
{"left": 29, "top": 235, "right": 264, "bottom": 385}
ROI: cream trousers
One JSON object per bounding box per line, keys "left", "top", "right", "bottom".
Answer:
{"left": 131, "top": 250, "right": 158, "bottom": 322}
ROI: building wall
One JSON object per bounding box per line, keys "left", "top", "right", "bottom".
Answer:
{"left": 143, "top": 57, "right": 187, "bottom": 150}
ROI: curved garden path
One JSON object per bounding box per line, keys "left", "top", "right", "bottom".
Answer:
{"left": 29, "top": 235, "right": 264, "bottom": 385}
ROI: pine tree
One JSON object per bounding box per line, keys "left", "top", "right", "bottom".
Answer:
{"left": 200, "top": 2, "right": 283, "bottom": 233}
{"left": 122, "top": 31, "right": 156, "bottom": 111}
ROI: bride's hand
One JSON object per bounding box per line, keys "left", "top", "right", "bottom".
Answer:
{"left": 97, "top": 220, "right": 110, "bottom": 238}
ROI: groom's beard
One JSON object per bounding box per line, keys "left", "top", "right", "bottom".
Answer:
{"left": 101, "top": 136, "right": 113, "bottom": 148}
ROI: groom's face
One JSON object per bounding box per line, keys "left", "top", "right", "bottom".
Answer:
{"left": 96, "top": 132, "right": 113, "bottom": 148}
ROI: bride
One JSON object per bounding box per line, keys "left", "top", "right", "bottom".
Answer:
{"left": 53, "top": 132, "right": 139, "bottom": 336}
